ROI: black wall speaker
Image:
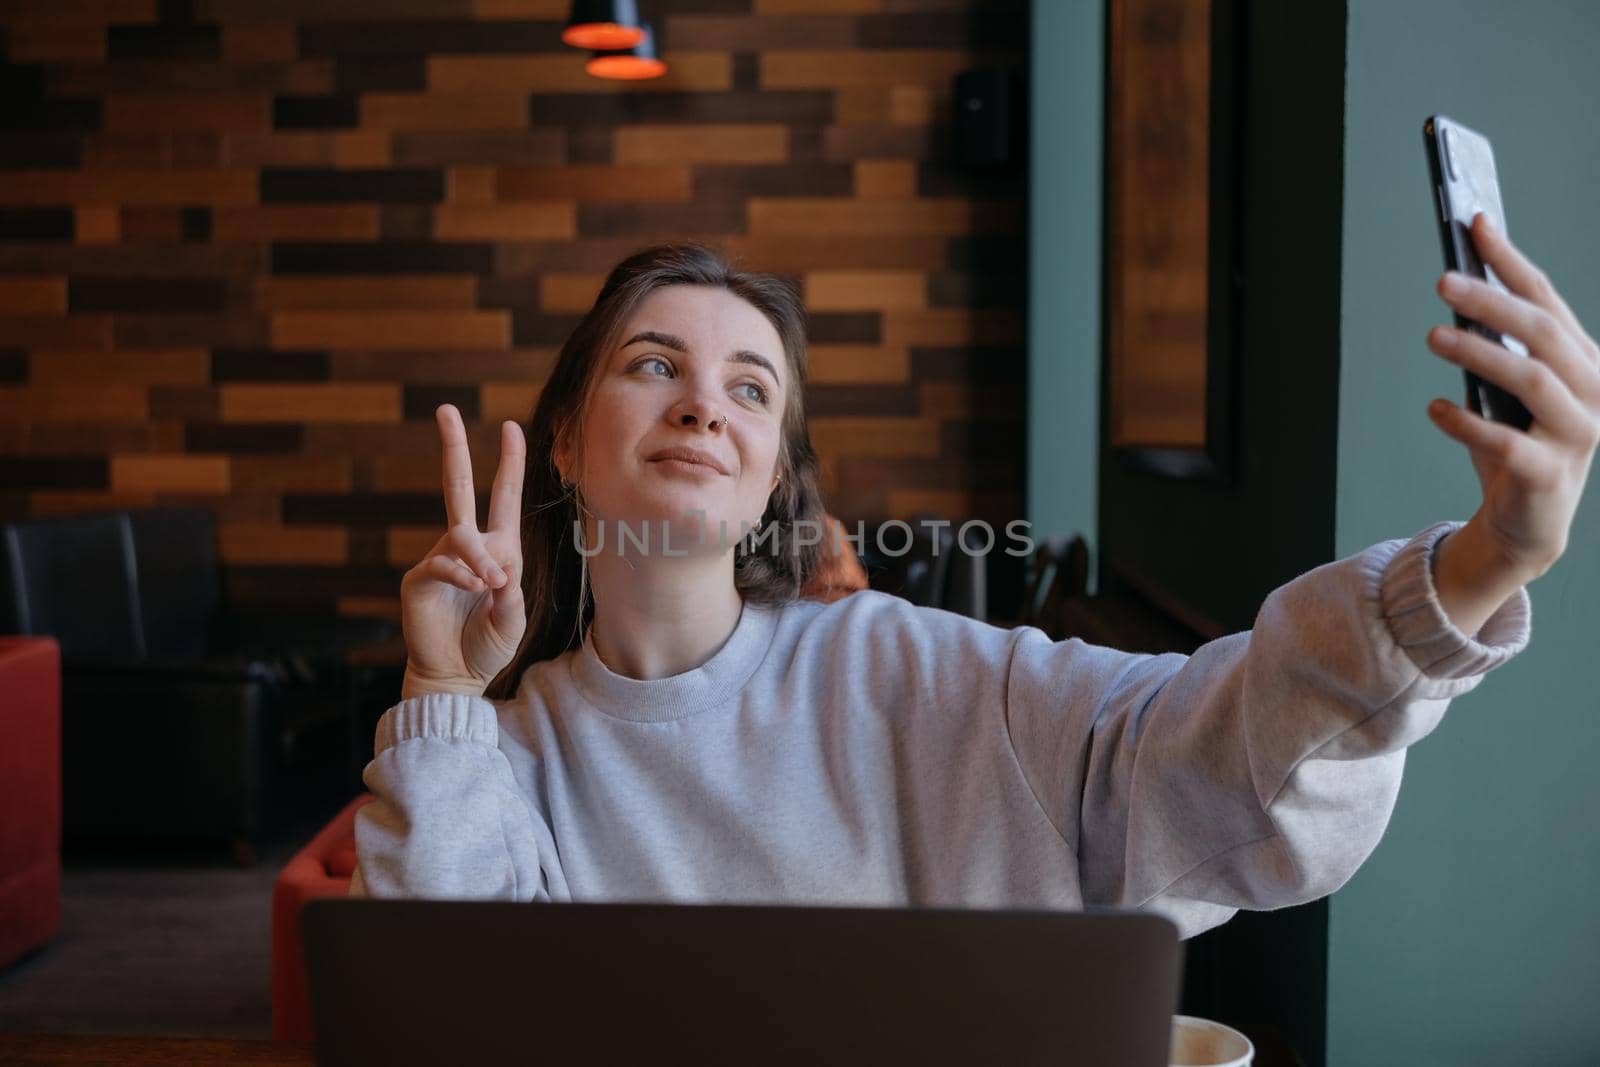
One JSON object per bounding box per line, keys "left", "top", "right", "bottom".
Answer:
{"left": 952, "top": 66, "right": 1025, "bottom": 169}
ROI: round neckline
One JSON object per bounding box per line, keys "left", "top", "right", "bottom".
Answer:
{"left": 566, "top": 599, "right": 781, "bottom": 723}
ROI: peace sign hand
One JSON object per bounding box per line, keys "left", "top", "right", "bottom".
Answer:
{"left": 399, "top": 404, "right": 528, "bottom": 700}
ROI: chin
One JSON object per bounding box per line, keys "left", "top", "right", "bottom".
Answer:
{"left": 591, "top": 493, "right": 747, "bottom": 551}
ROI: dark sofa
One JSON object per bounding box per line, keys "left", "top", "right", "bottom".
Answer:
{"left": 0, "top": 507, "right": 396, "bottom": 855}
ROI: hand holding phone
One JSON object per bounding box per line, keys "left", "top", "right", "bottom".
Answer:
{"left": 1423, "top": 114, "right": 1534, "bottom": 429}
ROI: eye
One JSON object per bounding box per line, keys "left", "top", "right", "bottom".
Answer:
{"left": 632, "top": 356, "right": 672, "bottom": 377}
{"left": 737, "top": 381, "right": 770, "bottom": 406}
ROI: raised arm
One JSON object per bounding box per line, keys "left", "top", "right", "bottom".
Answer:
{"left": 1002, "top": 523, "right": 1530, "bottom": 939}
{"left": 351, "top": 405, "right": 556, "bottom": 899}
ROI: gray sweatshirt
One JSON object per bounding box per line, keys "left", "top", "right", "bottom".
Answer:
{"left": 351, "top": 521, "right": 1530, "bottom": 939}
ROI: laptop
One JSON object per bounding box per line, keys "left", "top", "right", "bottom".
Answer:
{"left": 303, "top": 899, "right": 1183, "bottom": 1066}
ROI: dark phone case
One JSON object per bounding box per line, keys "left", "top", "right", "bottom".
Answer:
{"left": 1422, "top": 114, "right": 1533, "bottom": 430}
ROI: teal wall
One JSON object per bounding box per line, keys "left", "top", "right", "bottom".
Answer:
{"left": 1026, "top": 0, "right": 1101, "bottom": 557}
{"left": 1332, "top": 2, "right": 1600, "bottom": 1063}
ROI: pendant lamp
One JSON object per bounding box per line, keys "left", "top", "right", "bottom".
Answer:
{"left": 562, "top": 0, "right": 645, "bottom": 51}
{"left": 586, "top": 21, "right": 666, "bottom": 80}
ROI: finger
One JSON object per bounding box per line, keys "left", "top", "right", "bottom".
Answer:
{"left": 484, "top": 562, "right": 526, "bottom": 641}
{"left": 1428, "top": 325, "right": 1593, "bottom": 442}
{"left": 486, "top": 420, "right": 526, "bottom": 538}
{"left": 418, "top": 553, "right": 488, "bottom": 594}
{"left": 444, "top": 524, "right": 508, "bottom": 589}
{"left": 1469, "top": 213, "right": 1597, "bottom": 359}
{"left": 436, "top": 404, "right": 479, "bottom": 534}
{"left": 1438, "top": 273, "right": 1600, "bottom": 402}
{"left": 1427, "top": 396, "right": 1544, "bottom": 471}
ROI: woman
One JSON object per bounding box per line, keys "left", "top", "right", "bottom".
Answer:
{"left": 353, "top": 221, "right": 1598, "bottom": 940}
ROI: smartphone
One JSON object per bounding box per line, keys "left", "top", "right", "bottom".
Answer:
{"left": 1422, "top": 114, "right": 1533, "bottom": 430}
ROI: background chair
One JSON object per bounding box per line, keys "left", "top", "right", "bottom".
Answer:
{"left": 857, "top": 515, "right": 995, "bottom": 620}
{"left": 0, "top": 636, "right": 62, "bottom": 971}
{"left": 0, "top": 508, "right": 396, "bottom": 857}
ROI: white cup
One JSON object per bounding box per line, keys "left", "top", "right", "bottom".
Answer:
{"left": 1169, "top": 1014, "right": 1254, "bottom": 1067}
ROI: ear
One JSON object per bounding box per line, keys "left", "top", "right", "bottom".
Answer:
{"left": 552, "top": 422, "right": 573, "bottom": 484}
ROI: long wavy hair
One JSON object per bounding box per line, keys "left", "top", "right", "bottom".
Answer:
{"left": 483, "top": 243, "right": 826, "bottom": 700}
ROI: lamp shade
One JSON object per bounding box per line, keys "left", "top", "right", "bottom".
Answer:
{"left": 562, "top": 0, "right": 645, "bottom": 50}
{"left": 586, "top": 21, "right": 666, "bottom": 80}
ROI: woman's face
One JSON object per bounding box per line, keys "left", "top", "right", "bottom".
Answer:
{"left": 560, "top": 284, "right": 787, "bottom": 554}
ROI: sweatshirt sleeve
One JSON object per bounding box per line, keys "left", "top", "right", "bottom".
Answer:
{"left": 1002, "top": 521, "right": 1531, "bottom": 940}
{"left": 348, "top": 691, "right": 562, "bottom": 902}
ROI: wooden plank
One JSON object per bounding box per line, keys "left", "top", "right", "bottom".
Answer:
{"left": 756, "top": 0, "right": 881, "bottom": 11}
{"left": 221, "top": 23, "right": 297, "bottom": 61}
{"left": 219, "top": 522, "right": 348, "bottom": 564}
{"left": 330, "top": 348, "right": 556, "bottom": 384}
{"left": 761, "top": 49, "right": 975, "bottom": 90}
{"left": 808, "top": 416, "right": 940, "bottom": 457}
{"left": 337, "top": 595, "right": 400, "bottom": 622}
{"left": 748, "top": 197, "right": 979, "bottom": 237}
{"left": 360, "top": 93, "right": 529, "bottom": 131}
{"left": 9, "top": 384, "right": 150, "bottom": 422}
{"left": 429, "top": 52, "right": 732, "bottom": 93}
{"left": 198, "top": 0, "right": 474, "bottom": 20}
{"left": 882, "top": 308, "right": 1023, "bottom": 346}
{"left": 854, "top": 160, "right": 917, "bottom": 198}
{"left": 28, "top": 490, "right": 159, "bottom": 516}
{"left": 111, "top": 454, "right": 231, "bottom": 493}
{"left": 225, "top": 131, "right": 392, "bottom": 168}
{"left": 105, "top": 93, "right": 272, "bottom": 133}
{"left": 722, "top": 234, "right": 947, "bottom": 272}
{"left": 212, "top": 205, "right": 380, "bottom": 241}
{"left": 74, "top": 207, "right": 121, "bottom": 244}
{"left": 467, "top": 0, "right": 565, "bottom": 15}
{"left": 447, "top": 167, "right": 497, "bottom": 203}
{"left": 271, "top": 310, "right": 511, "bottom": 350}
{"left": 807, "top": 344, "right": 909, "bottom": 384}
{"left": 0, "top": 315, "right": 114, "bottom": 348}
{"left": 220, "top": 383, "right": 401, "bottom": 422}
{"left": 0, "top": 169, "right": 258, "bottom": 206}
{"left": 615, "top": 124, "right": 788, "bottom": 164}
{"left": 394, "top": 129, "right": 565, "bottom": 167}
{"left": 539, "top": 272, "right": 604, "bottom": 312}
{"left": 28, "top": 347, "right": 209, "bottom": 385}
{"left": 480, "top": 382, "right": 540, "bottom": 423}
{"left": 496, "top": 164, "right": 692, "bottom": 202}
{"left": 0, "top": 277, "right": 67, "bottom": 316}
{"left": 664, "top": 14, "right": 857, "bottom": 50}
{"left": 386, "top": 525, "right": 442, "bottom": 566}
{"left": 231, "top": 455, "right": 352, "bottom": 491}
{"left": 805, "top": 270, "right": 926, "bottom": 311}
{"left": 374, "top": 454, "right": 495, "bottom": 494}
{"left": 434, "top": 203, "right": 576, "bottom": 240}
{"left": 7, "top": 19, "right": 106, "bottom": 61}
{"left": 255, "top": 275, "right": 477, "bottom": 311}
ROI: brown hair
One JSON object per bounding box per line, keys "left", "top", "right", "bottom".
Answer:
{"left": 483, "top": 243, "right": 826, "bottom": 700}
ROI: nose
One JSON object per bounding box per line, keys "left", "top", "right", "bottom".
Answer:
{"left": 670, "top": 391, "right": 726, "bottom": 433}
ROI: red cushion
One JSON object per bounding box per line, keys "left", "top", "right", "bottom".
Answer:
{"left": 325, "top": 843, "right": 358, "bottom": 880}
{"left": 0, "top": 636, "right": 63, "bottom": 970}
{"left": 272, "top": 793, "right": 372, "bottom": 1042}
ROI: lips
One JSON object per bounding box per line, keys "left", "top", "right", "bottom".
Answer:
{"left": 646, "top": 445, "right": 730, "bottom": 475}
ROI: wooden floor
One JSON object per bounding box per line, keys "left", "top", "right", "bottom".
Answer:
{"left": 0, "top": 823, "right": 326, "bottom": 1040}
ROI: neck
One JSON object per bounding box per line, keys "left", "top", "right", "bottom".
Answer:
{"left": 584, "top": 545, "right": 744, "bottom": 681}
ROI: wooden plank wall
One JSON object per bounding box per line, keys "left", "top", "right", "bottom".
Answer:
{"left": 0, "top": 0, "right": 1027, "bottom": 621}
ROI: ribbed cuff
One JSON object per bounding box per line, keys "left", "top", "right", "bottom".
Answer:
{"left": 374, "top": 691, "right": 499, "bottom": 755}
{"left": 1378, "top": 521, "right": 1532, "bottom": 679}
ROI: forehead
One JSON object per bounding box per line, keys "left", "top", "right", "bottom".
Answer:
{"left": 618, "top": 285, "right": 784, "bottom": 359}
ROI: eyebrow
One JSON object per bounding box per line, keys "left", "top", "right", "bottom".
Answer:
{"left": 620, "top": 330, "right": 783, "bottom": 390}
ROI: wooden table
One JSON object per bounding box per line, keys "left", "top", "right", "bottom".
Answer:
{"left": 0, "top": 1026, "right": 1301, "bottom": 1065}
{"left": 0, "top": 1034, "right": 313, "bottom": 1065}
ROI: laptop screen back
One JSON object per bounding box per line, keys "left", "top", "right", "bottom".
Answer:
{"left": 303, "top": 899, "right": 1182, "bottom": 1067}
